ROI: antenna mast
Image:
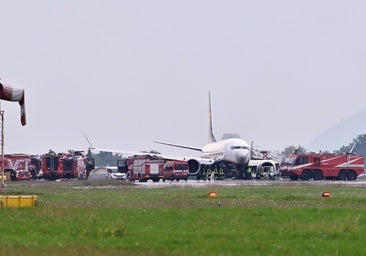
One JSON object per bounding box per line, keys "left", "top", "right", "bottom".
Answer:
{"left": 0, "top": 102, "right": 4, "bottom": 192}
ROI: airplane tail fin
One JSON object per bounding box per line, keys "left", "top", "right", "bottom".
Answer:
{"left": 208, "top": 91, "right": 216, "bottom": 143}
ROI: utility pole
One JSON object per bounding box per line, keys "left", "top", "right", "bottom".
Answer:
{"left": 0, "top": 104, "right": 4, "bottom": 192}
{"left": 0, "top": 78, "right": 4, "bottom": 191}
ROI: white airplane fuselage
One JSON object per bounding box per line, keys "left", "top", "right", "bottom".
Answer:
{"left": 154, "top": 92, "right": 251, "bottom": 175}
{"left": 201, "top": 138, "right": 250, "bottom": 165}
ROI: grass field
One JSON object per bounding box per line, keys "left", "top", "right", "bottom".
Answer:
{"left": 0, "top": 179, "right": 365, "bottom": 256}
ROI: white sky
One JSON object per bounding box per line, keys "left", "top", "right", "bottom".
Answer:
{"left": 1, "top": 1, "right": 366, "bottom": 156}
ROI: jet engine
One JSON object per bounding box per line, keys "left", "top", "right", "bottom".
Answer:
{"left": 184, "top": 158, "right": 215, "bottom": 176}
{"left": 187, "top": 159, "right": 201, "bottom": 175}
{"left": 250, "top": 159, "right": 278, "bottom": 175}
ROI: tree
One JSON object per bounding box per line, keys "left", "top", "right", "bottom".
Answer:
{"left": 281, "top": 145, "right": 306, "bottom": 156}
{"left": 337, "top": 134, "right": 366, "bottom": 156}
{"left": 92, "top": 151, "right": 123, "bottom": 167}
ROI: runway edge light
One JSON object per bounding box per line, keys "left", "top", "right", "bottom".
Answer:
{"left": 209, "top": 191, "right": 218, "bottom": 198}
{"left": 322, "top": 191, "right": 331, "bottom": 198}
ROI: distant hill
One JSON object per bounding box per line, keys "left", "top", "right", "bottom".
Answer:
{"left": 307, "top": 107, "right": 366, "bottom": 152}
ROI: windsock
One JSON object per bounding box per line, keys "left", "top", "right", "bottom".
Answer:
{"left": 0, "top": 83, "right": 26, "bottom": 126}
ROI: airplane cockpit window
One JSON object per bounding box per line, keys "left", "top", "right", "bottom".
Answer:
{"left": 231, "top": 146, "right": 249, "bottom": 150}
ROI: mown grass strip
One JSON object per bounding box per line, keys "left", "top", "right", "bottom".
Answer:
{"left": 0, "top": 180, "right": 365, "bottom": 255}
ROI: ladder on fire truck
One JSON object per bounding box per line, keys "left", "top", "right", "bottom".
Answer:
{"left": 49, "top": 157, "right": 55, "bottom": 171}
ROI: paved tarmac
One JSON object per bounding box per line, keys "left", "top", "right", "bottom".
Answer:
{"left": 87, "top": 167, "right": 366, "bottom": 188}
{"left": 131, "top": 177, "right": 366, "bottom": 188}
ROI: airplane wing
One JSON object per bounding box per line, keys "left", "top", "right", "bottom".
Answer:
{"left": 154, "top": 141, "right": 202, "bottom": 152}
{"left": 84, "top": 134, "right": 213, "bottom": 176}
{"left": 91, "top": 146, "right": 179, "bottom": 160}
{"left": 84, "top": 133, "right": 164, "bottom": 157}
{"left": 91, "top": 147, "right": 148, "bottom": 156}
{"left": 91, "top": 146, "right": 214, "bottom": 176}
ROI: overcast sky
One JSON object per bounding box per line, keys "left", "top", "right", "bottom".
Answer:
{"left": 1, "top": 1, "right": 366, "bottom": 156}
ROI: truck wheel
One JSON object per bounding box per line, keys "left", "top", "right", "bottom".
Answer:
{"left": 10, "top": 171, "right": 17, "bottom": 181}
{"left": 313, "top": 170, "right": 323, "bottom": 180}
{"left": 301, "top": 170, "right": 312, "bottom": 180}
{"left": 347, "top": 170, "right": 357, "bottom": 181}
{"left": 289, "top": 174, "right": 298, "bottom": 181}
{"left": 338, "top": 170, "right": 347, "bottom": 180}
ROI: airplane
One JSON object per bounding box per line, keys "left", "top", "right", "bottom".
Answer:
{"left": 154, "top": 92, "right": 252, "bottom": 178}
{"left": 87, "top": 92, "right": 278, "bottom": 179}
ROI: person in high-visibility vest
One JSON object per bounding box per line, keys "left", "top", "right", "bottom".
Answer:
{"left": 247, "top": 167, "right": 253, "bottom": 179}
{"left": 260, "top": 167, "right": 265, "bottom": 179}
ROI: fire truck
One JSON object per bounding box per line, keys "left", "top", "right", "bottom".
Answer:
{"left": 279, "top": 153, "right": 364, "bottom": 181}
{"left": 1, "top": 154, "right": 41, "bottom": 181}
{"left": 162, "top": 160, "right": 189, "bottom": 182}
{"left": 117, "top": 158, "right": 128, "bottom": 173}
{"left": 126, "top": 155, "right": 164, "bottom": 182}
{"left": 41, "top": 150, "right": 95, "bottom": 180}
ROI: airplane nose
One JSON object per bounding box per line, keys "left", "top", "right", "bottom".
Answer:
{"left": 236, "top": 150, "right": 250, "bottom": 164}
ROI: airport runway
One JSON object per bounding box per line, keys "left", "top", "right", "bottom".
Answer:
{"left": 131, "top": 177, "right": 366, "bottom": 188}
{"left": 88, "top": 167, "right": 366, "bottom": 188}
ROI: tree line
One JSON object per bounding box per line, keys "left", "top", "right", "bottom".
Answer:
{"left": 282, "top": 134, "right": 366, "bottom": 157}
{"left": 90, "top": 150, "right": 161, "bottom": 167}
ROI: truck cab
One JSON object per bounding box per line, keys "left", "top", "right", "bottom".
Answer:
{"left": 280, "top": 153, "right": 364, "bottom": 181}
{"left": 126, "top": 155, "right": 164, "bottom": 182}
{"left": 162, "top": 160, "right": 189, "bottom": 182}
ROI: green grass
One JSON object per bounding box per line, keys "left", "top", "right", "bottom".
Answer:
{"left": 0, "top": 180, "right": 366, "bottom": 255}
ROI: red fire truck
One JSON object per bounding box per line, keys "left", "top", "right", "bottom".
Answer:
{"left": 162, "top": 160, "right": 189, "bottom": 182}
{"left": 126, "top": 155, "right": 164, "bottom": 182}
{"left": 280, "top": 153, "right": 364, "bottom": 181}
{"left": 41, "top": 150, "right": 95, "bottom": 180}
{"left": 1, "top": 154, "right": 41, "bottom": 181}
